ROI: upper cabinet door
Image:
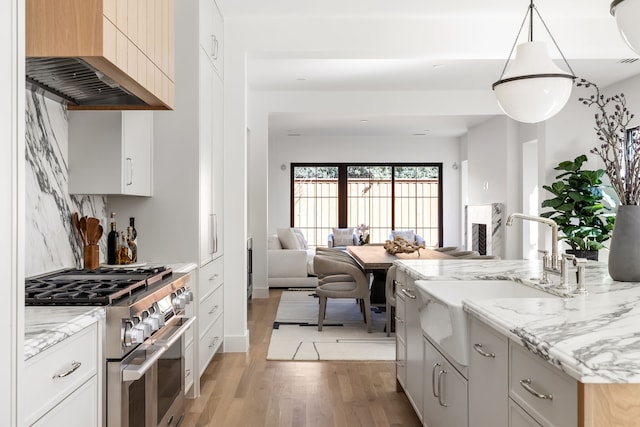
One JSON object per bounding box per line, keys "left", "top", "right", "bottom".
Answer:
{"left": 198, "top": 0, "right": 223, "bottom": 78}
{"left": 122, "top": 111, "right": 153, "bottom": 196}
{"left": 68, "top": 111, "right": 153, "bottom": 196}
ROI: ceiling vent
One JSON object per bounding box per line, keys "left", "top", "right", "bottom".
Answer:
{"left": 618, "top": 58, "right": 639, "bottom": 64}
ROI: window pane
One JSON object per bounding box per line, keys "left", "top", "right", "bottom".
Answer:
{"left": 292, "top": 166, "right": 339, "bottom": 247}
{"left": 291, "top": 163, "right": 441, "bottom": 248}
{"left": 394, "top": 166, "right": 440, "bottom": 247}
{"left": 348, "top": 166, "right": 392, "bottom": 243}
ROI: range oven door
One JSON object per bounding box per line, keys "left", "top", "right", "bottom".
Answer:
{"left": 107, "top": 316, "right": 195, "bottom": 427}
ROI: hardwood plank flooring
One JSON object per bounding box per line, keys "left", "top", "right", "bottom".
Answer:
{"left": 182, "top": 289, "right": 421, "bottom": 427}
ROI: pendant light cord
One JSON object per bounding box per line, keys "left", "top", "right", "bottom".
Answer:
{"left": 531, "top": 5, "right": 576, "bottom": 77}
{"left": 497, "top": 1, "right": 575, "bottom": 81}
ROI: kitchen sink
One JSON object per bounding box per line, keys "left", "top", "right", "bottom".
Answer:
{"left": 414, "top": 280, "right": 557, "bottom": 366}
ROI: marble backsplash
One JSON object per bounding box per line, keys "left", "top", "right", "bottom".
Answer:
{"left": 25, "top": 89, "right": 107, "bottom": 277}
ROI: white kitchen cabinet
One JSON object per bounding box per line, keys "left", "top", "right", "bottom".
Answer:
{"left": 107, "top": 0, "right": 225, "bottom": 398}
{"left": 199, "top": 51, "right": 224, "bottom": 266}
{"left": 423, "top": 336, "right": 468, "bottom": 427}
{"left": 395, "top": 270, "right": 423, "bottom": 421}
{"left": 509, "top": 400, "right": 542, "bottom": 427}
{"left": 69, "top": 111, "right": 153, "bottom": 196}
{"left": 199, "top": 0, "right": 224, "bottom": 78}
{"left": 24, "top": 322, "right": 100, "bottom": 426}
{"left": 197, "top": 257, "right": 224, "bottom": 376}
{"left": 509, "top": 341, "right": 577, "bottom": 427}
{"left": 469, "top": 316, "right": 509, "bottom": 427}
{"left": 395, "top": 276, "right": 407, "bottom": 389}
{"left": 31, "top": 376, "right": 98, "bottom": 427}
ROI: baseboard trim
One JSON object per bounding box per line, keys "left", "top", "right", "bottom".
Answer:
{"left": 223, "top": 330, "right": 250, "bottom": 353}
{"left": 252, "top": 288, "right": 269, "bottom": 299}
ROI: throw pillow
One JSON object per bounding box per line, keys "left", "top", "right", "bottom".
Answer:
{"left": 332, "top": 227, "right": 355, "bottom": 246}
{"left": 276, "top": 228, "right": 301, "bottom": 250}
{"left": 293, "top": 228, "right": 308, "bottom": 249}
{"left": 392, "top": 229, "right": 416, "bottom": 243}
{"left": 267, "top": 234, "right": 283, "bottom": 250}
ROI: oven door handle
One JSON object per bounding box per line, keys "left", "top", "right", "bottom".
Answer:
{"left": 122, "top": 345, "right": 167, "bottom": 382}
{"left": 154, "top": 316, "right": 196, "bottom": 348}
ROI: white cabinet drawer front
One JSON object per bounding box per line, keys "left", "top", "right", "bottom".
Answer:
{"left": 469, "top": 317, "right": 509, "bottom": 427}
{"left": 395, "top": 296, "right": 406, "bottom": 341}
{"left": 396, "top": 339, "right": 406, "bottom": 387}
{"left": 198, "top": 284, "right": 223, "bottom": 334}
{"left": 509, "top": 342, "right": 577, "bottom": 427}
{"left": 25, "top": 323, "right": 98, "bottom": 426}
{"left": 198, "top": 316, "right": 223, "bottom": 376}
{"left": 199, "top": 257, "right": 223, "bottom": 300}
{"left": 32, "top": 376, "right": 98, "bottom": 427}
{"left": 509, "top": 399, "right": 542, "bottom": 427}
{"left": 185, "top": 342, "right": 194, "bottom": 394}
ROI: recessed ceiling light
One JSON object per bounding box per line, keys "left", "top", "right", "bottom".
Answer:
{"left": 412, "top": 133, "right": 427, "bottom": 136}
{"left": 432, "top": 64, "right": 443, "bottom": 68}
{"left": 296, "top": 78, "right": 307, "bottom": 81}
{"left": 360, "top": 119, "right": 368, "bottom": 123}
{"left": 287, "top": 133, "right": 301, "bottom": 137}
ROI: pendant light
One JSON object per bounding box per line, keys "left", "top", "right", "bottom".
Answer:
{"left": 611, "top": 0, "right": 640, "bottom": 54}
{"left": 492, "top": 1, "right": 576, "bottom": 123}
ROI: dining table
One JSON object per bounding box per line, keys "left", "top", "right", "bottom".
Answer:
{"left": 346, "top": 244, "right": 454, "bottom": 305}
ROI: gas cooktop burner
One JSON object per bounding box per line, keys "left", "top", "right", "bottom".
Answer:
{"left": 25, "top": 266, "right": 173, "bottom": 306}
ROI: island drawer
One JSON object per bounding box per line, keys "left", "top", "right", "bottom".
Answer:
{"left": 509, "top": 342, "right": 577, "bottom": 427}
{"left": 24, "top": 322, "right": 98, "bottom": 425}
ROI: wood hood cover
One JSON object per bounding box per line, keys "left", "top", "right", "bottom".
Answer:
{"left": 26, "top": 0, "right": 173, "bottom": 110}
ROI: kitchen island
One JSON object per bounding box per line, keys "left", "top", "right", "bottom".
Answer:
{"left": 395, "top": 258, "right": 640, "bottom": 427}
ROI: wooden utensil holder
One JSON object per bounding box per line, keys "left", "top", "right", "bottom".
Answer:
{"left": 83, "top": 244, "right": 99, "bottom": 270}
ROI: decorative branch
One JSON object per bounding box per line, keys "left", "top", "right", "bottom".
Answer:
{"left": 577, "top": 79, "right": 637, "bottom": 205}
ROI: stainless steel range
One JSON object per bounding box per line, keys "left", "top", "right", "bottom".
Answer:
{"left": 26, "top": 266, "right": 195, "bottom": 427}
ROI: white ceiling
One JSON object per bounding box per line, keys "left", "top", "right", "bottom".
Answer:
{"left": 219, "top": 0, "right": 640, "bottom": 139}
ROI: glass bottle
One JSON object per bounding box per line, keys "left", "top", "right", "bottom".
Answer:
{"left": 107, "top": 212, "right": 118, "bottom": 264}
{"left": 129, "top": 217, "right": 137, "bottom": 242}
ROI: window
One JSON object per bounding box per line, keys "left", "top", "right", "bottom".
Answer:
{"left": 291, "top": 163, "right": 442, "bottom": 247}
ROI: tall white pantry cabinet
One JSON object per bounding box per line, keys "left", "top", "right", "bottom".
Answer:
{"left": 108, "top": 0, "right": 224, "bottom": 399}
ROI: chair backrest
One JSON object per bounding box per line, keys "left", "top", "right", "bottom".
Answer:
{"left": 313, "top": 255, "right": 370, "bottom": 296}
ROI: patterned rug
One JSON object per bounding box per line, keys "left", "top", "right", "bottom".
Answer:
{"left": 267, "top": 290, "right": 395, "bottom": 361}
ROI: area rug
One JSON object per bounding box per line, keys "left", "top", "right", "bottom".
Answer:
{"left": 267, "top": 290, "right": 395, "bottom": 361}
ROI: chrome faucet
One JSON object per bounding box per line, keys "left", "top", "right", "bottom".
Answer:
{"left": 506, "top": 213, "right": 563, "bottom": 285}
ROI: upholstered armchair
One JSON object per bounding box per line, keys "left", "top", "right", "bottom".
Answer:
{"left": 389, "top": 229, "right": 425, "bottom": 245}
{"left": 327, "top": 227, "right": 359, "bottom": 248}
{"left": 313, "top": 253, "right": 372, "bottom": 333}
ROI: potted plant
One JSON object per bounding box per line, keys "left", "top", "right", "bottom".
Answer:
{"left": 578, "top": 79, "right": 640, "bottom": 280}
{"left": 541, "top": 154, "right": 614, "bottom": 261}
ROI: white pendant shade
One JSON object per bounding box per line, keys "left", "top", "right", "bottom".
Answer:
{"left": 611, "top": 0, "right": 640, "bottom": 54}
{"left": 493, "top": 41, "right": 574, "bottom": 124}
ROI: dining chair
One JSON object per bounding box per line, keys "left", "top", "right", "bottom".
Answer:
{"left": 313, "top": 254, "right": 372, "bottom": 333}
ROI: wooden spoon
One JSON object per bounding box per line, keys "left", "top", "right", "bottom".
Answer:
{"left": 79, "top": 216, "right": 88, "bottom": 246}
{"left": 86, "top": 217, "right": 100, "bottom": 245}
{"left": 72, "top": 212, "right": 80, "bottom": 232}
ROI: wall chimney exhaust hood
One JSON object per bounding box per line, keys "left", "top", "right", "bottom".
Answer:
{"left": 26, "top": 0, "right": 174, "bottom": 110}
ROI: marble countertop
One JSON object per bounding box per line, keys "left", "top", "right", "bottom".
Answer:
{"left": 24, "top": 306, "right": 105, "bottom": 361}
{"left": 395, "top": 258, "right": 640, "bottom": 384}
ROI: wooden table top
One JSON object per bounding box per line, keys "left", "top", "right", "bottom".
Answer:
{"left": 346, "top": 244, "right": 454, "bottom": 270}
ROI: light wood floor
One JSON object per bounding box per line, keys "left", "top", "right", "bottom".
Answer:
{"left": 181, "top": 289, "right": 421, "bottom": 427}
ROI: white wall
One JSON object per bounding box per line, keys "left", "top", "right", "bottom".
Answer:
{"left": 268, "top": 134, "right": 460, "bottom": 232}
{"left": 246, "top": 88, "right": 465, "bottom": 296}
